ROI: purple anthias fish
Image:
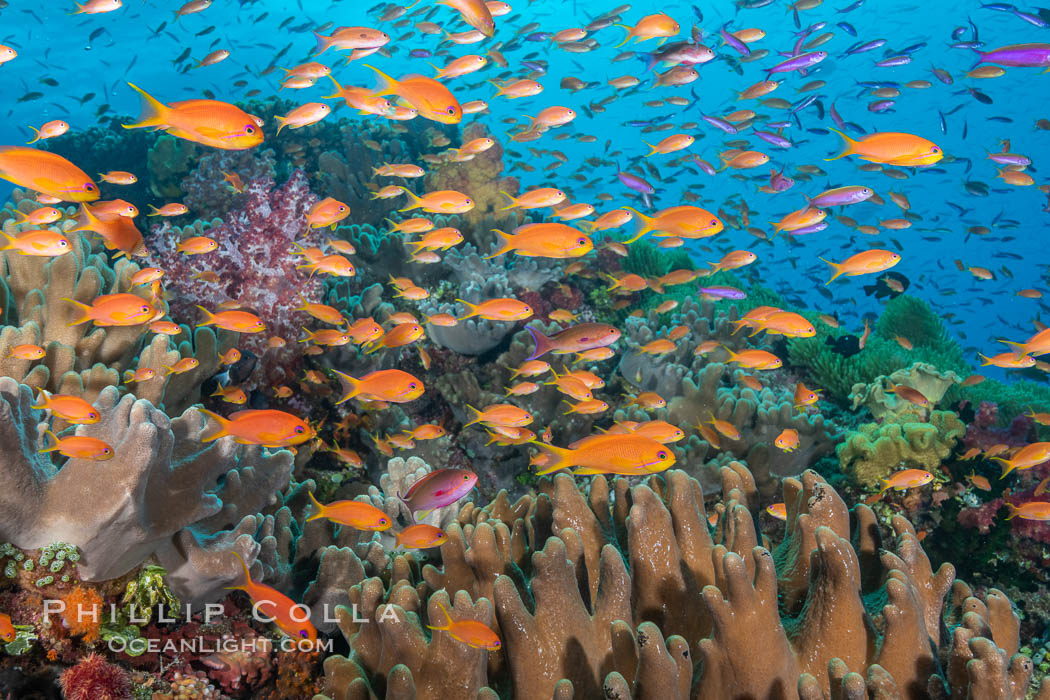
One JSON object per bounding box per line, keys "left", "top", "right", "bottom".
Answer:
{"left": 763, "top": 167, "right": 795, "bottom": 193}
{"left": 788, "top": 222, "right": 828, "bottom": 236}
{"left": 690, "top": 155, "right": 717, "bottom": 175}
{"left": 931, "top": 66, "right": 954, "bottom": 84}
{"left": 754, "top": 128, "right": 792, "bottom": 148}
{"left": 701, "top": 113, "right": 738, "bottom": 134}
{"left": 973, "top": 43, "right": 1050, "bottom": 68}
{"left": 765, "top": 51, "right": 826, "bottom": 79}
{"left": 616, "top": 164, "right": 655, "bottom": 195}
{"left": 841, "top": 39, "right": 886, "bottom": 57}
{"left": 398, "top": 468, "right": 478, "bottom": 518}
{"left": 698, "top": 286, "right": 747, "bottom": 300}
{"left": 868, "top": 99, "right": 896, "bottom": 112}
{"left": 988, "top": 152, "right": 1031, "bottom": 167}
{"left": 806, "top": 186, "right": 873, "bottom": 207}
{"left": 720, "top": 24, "right": 750, "bottom": 56}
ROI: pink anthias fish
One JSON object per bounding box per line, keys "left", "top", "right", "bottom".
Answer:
{"left": 398, "top": 468, "right": 478, "bottom": 520}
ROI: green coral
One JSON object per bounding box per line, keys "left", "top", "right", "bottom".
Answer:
{"left": 838, "top": 410, "right": 965, "bottom": 488}
{"left": 122, "top": 564, "right": 180, "bottom": 624}
{"left": 0, "top": 542, "right": 79, "bottom": 586}
{"left": 146, "top": 134, "right": 199, "bottom": 198}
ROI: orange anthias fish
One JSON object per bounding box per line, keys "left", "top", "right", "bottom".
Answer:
{"left": 993, "top": 442, "right": 1050, "bottom": 478}
{"left": 395, "top": 524, "right": 448, "bottom": 549}
{"left": 122, "top": 83, "right": 264, "bottom": 150}
{"left": 307, "top": 197, "right": 350, "bottom": 228}
{"left": 40, "top": 431, "right": 114, "bottom": 461}
{"left": 426, "top": 602, "right": 501, "bottom": 651}
{"left": 65, "top": 294, "right": 154, "bottom": 327}
{"left": 398, "top": 187, "right": 474, "bottom": 214}
{"left": 825, "top": 127, "right": 943, "bottom": 167}
{"left": 440, "top": 0, "right": 496, "bottom": 37}
{"left": 32, "top": 392, "right": 100, "bottom": 423}
{"left": 196, "top": 307, "right": 266, "bottom": 333}
{"left": 0, "top": 613, "right": 14, "bottom": 643}
{"left": 487, "top": 223, "right": 593, "bottom": 258}
{"left": 333, "top": 369, "right": 424, "bottom": 405}
{"left": 531, "top": 434, "right": 676, "bottom": 476}
{"left": 622, "top": 206, "right": 723, "bottom": 242}
{"left": 200, "top": 409, "right": 315, "bottom": 447}
{"left": 613, "top": 12, "right": 680, "bottom": 48}
{"left": 526, "top": 323, "right": 621, "bottom": 360}
{"left": 821, "top": 250, "right": 901, "bottom": 284}
{"left": 0, "top": 230, "right": 71, "bottom": 257}
{"left": 775, "top": 429, "right": 800, "bottom": 452}
{"left": 67, "top": 203, "right": 146, "bottom": 257}
{"left": 1005, "top": 502, "right": 1050, "bottom": 521}
{"left": 227, "top": 551, "right": 317, "bottom": 643}
{"left": 879, "top": 469, "right": 935, "bottom": 492}
{"left": 366, "top": 65, "right": 462, "bottom": 124}
{"left": 464, "top": 403, "right": 533, "bottom": 428}
{"left": 456, "top": 298, "right": 533, "bottom": 321}
{"left": 0, "top": 147, "right": 98, "bottom": 202}
{"left": 306, "top": 491, "right": 391, "bottom": 530}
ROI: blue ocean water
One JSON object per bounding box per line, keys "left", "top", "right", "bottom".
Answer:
{"left": 1, "top": 0, "right": 1048, "bottom": 381}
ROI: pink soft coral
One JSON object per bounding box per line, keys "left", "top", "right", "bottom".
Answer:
{"left": 148, "top": 170, "right": 326, "bottom": 388}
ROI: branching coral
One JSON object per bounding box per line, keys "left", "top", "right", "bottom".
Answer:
{"left": 316, "top": 462, "right": 1027, "bottom": 699}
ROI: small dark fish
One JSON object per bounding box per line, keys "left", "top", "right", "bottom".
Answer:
{"left": 837, "top": 22, "right": 857, "bottom": 36}
{"left": 17, "top": 91, "right": 42, "bottom": 102}
{"left": 173, "top": 47, "right": 191, "bottom": 64}
{"left": 39, "top": 77, "right": 58, "bottom": 87}
{"left": 196, "top": 26, "right": 216, "bottom": 37}
{"left": 825, "top": 334, "right": 862, "bottom": 358}
{"left": 88, "top": 27, "right": 105, "bottom": 42}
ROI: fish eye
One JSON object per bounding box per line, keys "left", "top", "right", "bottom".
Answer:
{"left": 244, "top": 125, "right": 255, "bottom": 134}
{"left": 59, "top": 240, "right": 68, "bottom": 246}
{"left": 295, "top": 426, "right": 304, "bottom": 433}
{"left": 85, "top": 183, "right": 95, "bottom": 190}
{"left": 102, "top": 448, "right": 112, "bottom": 454}
{"left": 409, "top": 382, "right": 417, "bottom": 389}
{"left": 140, "top": 305, "right": 149, "bottom": 312}
{"left": 577, "top": 238, "right": 586, "bottom": 245}
{"left": 657, "top": 451, "right": 668, "bottom": 459}
{"left": 931, "top": 147, "right": 939, "bottom": 152}
{"left": 298, "top": 630, "right": 308, "bottom": 638}
{"left": 493, "top": 641, "right": 502, "bottom": 648}
{"left": 379, "top": 518, "right": 388, "bottom": 525}
{"left": 447, "top": 106, "right": 456, "bottom": 114}
{"left": 89, "top": 412, "right": 98, "bottom": 419}
{"left": 338, "top": 206, "right": 346, "bottom": 211}
{"left": 463, "top": 475, "right": 470, "bottom": 480}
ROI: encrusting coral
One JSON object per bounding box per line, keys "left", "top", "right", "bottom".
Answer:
{"left": 838, "top": 409, "right": 965, "bottom": 488}
{"left": 314, "top": 462, "right": 1031, "bottom": 699}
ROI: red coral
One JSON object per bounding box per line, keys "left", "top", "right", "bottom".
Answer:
{"left": 963, "top": 401, "right": 1033, "bottom": 452}
{"left": 200, "top": 632, "right": 274, "bottom": 694}
{"left": 59, "top": 653, "right": 133, "bottom": 700}
{"left": 148, "top": 170, "right": 326, "bottom": 387}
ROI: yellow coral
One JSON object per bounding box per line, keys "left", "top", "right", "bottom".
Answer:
{"left": 838, "top": 410, "right": 964, "bottom": 488}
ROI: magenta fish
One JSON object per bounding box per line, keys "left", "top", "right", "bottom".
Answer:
{"left": 398, "top": 469, "right": 478, "bottom": 519}
{"left": 719, "top": 24, "right": 750, "bottom": 56}
{"left": 973, "top": 43, "right": 1050, "bottom": 68}
{"left": 698, "top": 286, "right": 747, "bottom": 300}
{"left": 805, "top": 186, "right": 873, "bottom": 207}
{"left": 765, "top": 51, "right": 827, "bottom": 79}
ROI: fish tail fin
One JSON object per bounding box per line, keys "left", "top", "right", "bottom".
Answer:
{"left": 25, "top": 127, "right": 42, "bottom": 145}
{"left": 463, "top": 404, "right": 484, "bottom": 428}
{"left": 274, "top": 116, "right": 288, "bottom": 136}
{"left": 322, "top": 74, "right": 345, "bottom": 99}
{"left": 992, "top": 456, "right": 1016, "bottom": 479}
{"left": 298, "top": 327, "right": 316, "bottom": 344}
{"left": 312, "top": 31, "right": 331, "bottom": 56}
{"left": 621, "top": 206, "right": 653, "bottom": 244}
{"left": 612, "top": 24, "right": 634, "bottom": 49}
{"left": 198, "top": 407, "right": 232, "bottom": 442}
{"left": 978, "top": 354, "right": 993, "bottom": 367}
{"left": 529, "top": 440, "right": 573, "bottom": 475}
{"left": 305, "top": 490, "right": 325, "bottom": 522}
{"left": 147, "top": 205, "right": 162, "bottom": 216}
{"left": 820, "top": 257, "right": 843, "bottom": 284}
{"left": 425, "top": 602, "right": 452, "bottom": 631}
{"left": 224, "top": 550, "right": 253, "bottom": 590}
{"left": 824, "top": 126, "right": 856, "bottom": 161}
{"left": 525, "top": 325, "right": 554, "bottom": 361}
{"left": 484, "top": 228, "right": 514, "bottom": 258}
{"left": 999, "top": 340, "right": 1028, "bottom": 358}
{"left": 39, "top": 429, "right": 59, "bottom": 453}
{"left": 332, "top": 369, "right": 361, "bottom": 405}
{"left": 397, "top": 186, "right": 423, "bottom": 212}
{"left": 62, "top": 297, "right": 94, "bottom": 326}
{"left": 123, "top": 83, "right": 171, "bottom": 130}
{"left": 1005, "top": 502, "right": 1019, "bottom": 519}
{"left": 642, "top": 141, "right": 658, "bottom": 157}
{"left": 498, "top": 191, "right": 517, "bottom": 210}
{"left": 488, "top": 80, "right": 506, "bottom": 98}
{"left": 195, "top": 305, "right": 217, "bottom": 327}
{"left": 365, "top": 63, "right": 400, "bottom": 97}
{"left": 455, "top": 298, "right": 478, "bottom": 321}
